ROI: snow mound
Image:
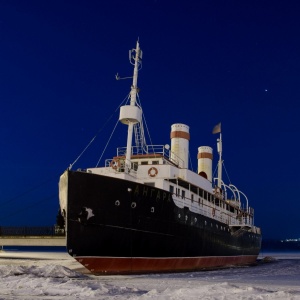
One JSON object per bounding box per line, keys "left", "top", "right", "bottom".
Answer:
{"left": 0, "top": 265, "right": 144, "bottom": 298}
{"left": 135, "top": 282, "right": 299, "bottom": 300}
{"left": 0, "top": 264, "right": 83, "bottom": 278}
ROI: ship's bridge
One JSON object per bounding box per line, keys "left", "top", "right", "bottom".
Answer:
{"left": 114, "top": 145, "right": 184, "bottom": 169}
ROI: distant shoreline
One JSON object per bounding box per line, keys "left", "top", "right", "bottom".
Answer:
{"left": 262, "top": 239, "right": 300, "bottom": 252}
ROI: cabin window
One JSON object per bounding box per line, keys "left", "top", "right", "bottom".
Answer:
{"left": 191, "top": 194, "right": 194, "bottom": 202}
{"left": 182, "top": 190, "right": 185, "bottom": 199}
{"left": 141, "top": 161, "right": 148, "bottom": 165}
{"left": 191, "top": 185, "right": 197, "bottom": 194}
{"left": 176, "top": 188, "right": 180, "bottom": 197}
{"left": 199, "top": 189, "right": 203, "bottom": 197}
{"left": 132, "top": 162, "right": 138, "bottom": 171}
{"left": 215, "top": 198, "right": 219, "bottom": 206}
{"left": 169, "top": 185, "right": 174, "bottom": 194}
{"left": 204, "top": 191, "right": 207, "bottom": 201}
{"left": 153, "top": 160, "right": 159, "bottom": 165}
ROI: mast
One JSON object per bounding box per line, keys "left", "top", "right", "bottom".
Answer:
{"left": 119, "top": 40, "right": 143, "bottom": 173}
{"left": 212, "top": 122, "right": 222, "bottom": 189}
{"left": 130, "top": 40, "right": 141, "bottom": 106}
{"left": 217, "top": 132, "right": 222, "bottom": 188}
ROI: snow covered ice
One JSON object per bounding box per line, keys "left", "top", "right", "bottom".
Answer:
{"left": 0, "top": 250, "right": 299, "bottom": 299}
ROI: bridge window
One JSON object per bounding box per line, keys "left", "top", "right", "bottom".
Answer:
{"left": 169, "top": 185, "right": 174, "bottom": 194}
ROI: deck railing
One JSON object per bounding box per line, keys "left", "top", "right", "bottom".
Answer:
{"left": 117, "top": 145, "right": 184, "bottom": 167}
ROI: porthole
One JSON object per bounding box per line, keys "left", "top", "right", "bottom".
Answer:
{"left": 115, "top": 200, "right": 120, "bottom": 206}
{"left": 151, "top": 207, "right": 155, "bottom": 213}
{"left": 131, "top": 202, "right": 136, "bottom": 209}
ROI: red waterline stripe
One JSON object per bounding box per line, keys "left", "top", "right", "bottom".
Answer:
{"left": 75, "top": 255, "right": 258, "bottom": 275}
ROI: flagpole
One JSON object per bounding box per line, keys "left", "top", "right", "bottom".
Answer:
{"left": 212, "top": 122, "right": 222, "bottom": 189}
{"left": 217, "top": 132, "right": 222, "bottom": 188}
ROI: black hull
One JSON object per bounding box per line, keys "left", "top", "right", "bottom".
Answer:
{"left": 64, "top": 170, "right": 261, "bottom": 274}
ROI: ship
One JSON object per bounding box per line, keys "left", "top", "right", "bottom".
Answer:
{"left": 58, "top": 40, "right": 262, "bottom": 275}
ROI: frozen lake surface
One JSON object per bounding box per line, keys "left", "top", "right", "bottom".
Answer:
{"left": 0, "top": 250, "right": 299, "bottom": 299}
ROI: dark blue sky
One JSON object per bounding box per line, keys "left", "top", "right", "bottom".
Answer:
{"left": 0, "top": 0, "right": 299, "bottom": 239}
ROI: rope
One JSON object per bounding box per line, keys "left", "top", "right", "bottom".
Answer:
{"left": 213, "top": 165, "right": 218, "bottom": 181}
{"left": 68, "top": 93, "right": 130, "bottom": 170}
{"left": 68, "top": 135, "right": 97, "bottom": 170}
{"left": 223, "top": 161, "right": 232, "bottom": 185}
{"left": 95, "top": 117, "right": 120, "bottom": 167}
{"left": 137, "top": 94, "right": 155, "bottom": 154}
{"left": 0, "top": 93, "right": 132, "bottom": 222}
{"left": 212, "top": 162, "right": 232, "bottom": 185}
